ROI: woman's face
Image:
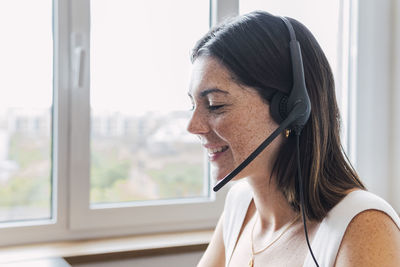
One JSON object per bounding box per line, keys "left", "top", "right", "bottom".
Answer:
{"left": 187, "top": 56, "right": 283, "bottom": 181}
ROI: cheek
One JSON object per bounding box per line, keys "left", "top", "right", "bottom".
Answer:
{"left": 212, "top": 111, "right": 276, "bottom": 162}
{"left": 210, "top": 116, "right": 244, "bottom": 156}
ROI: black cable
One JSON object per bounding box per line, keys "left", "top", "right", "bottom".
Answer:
{"left": 295, "top": 132, "right": 319, "bottom": 267}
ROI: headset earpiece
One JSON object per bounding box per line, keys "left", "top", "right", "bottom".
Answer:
{"left": 270, "top": 91, "right": 289, "bottom": 124}
{"left": 271, "top": 17, "right": 311, "bottom": 133}
{"left": 269, "top": 17, "right": 310, "bottom": 131}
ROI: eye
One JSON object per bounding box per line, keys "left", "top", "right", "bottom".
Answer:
{"left": 207, "top": 104, "right": 225, "bottom": 111}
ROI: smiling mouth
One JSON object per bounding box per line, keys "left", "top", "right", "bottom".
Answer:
{"left": 207, "top": 146, "right": 229, "bottom": 157}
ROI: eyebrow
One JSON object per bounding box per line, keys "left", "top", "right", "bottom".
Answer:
{"left": 187, "top": 88, "right": 229, "bottom": 99}
{"left": 199, "top": 88, "right": 229, "bottom": 97}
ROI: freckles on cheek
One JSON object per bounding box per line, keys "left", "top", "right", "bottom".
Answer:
{"left": 227, "top": 117, "right": 273, "bottom": 162}
{"left": 212, "top": 115, "right": 238, "bottom": 139}
{"left": 216, "top": 119, "right": 252, "bottom": 161}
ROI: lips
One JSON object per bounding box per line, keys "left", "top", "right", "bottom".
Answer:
{"left": 206, "top": 145, "right": 229, "bottom": 161}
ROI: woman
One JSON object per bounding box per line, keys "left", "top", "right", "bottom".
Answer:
{"left": 187, "top": 11, "right": 400, "bottom": 267}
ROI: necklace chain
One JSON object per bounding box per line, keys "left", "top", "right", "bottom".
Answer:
{"left": 249, "top": 213, "right": 301, "bottom": 267}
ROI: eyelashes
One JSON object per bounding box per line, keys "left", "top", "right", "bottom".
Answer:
{"left": 207, "top": 104, "right": 225, "bottom": 111}
{"left": 188, "top": 102, "right": 228, "bottom": 113}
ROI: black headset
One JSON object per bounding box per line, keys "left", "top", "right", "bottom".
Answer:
{"left": 213, "top": 16, "right": 319, "bottom": 266}
{"left": 270, "top": 17, "right": 311, "bottom": 130}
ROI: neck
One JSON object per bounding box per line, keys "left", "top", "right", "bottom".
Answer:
{"left": 247, "top": 173, "right": 298, "bottom": 231}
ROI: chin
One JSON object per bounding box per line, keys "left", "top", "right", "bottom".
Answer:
{"left": 211, "top": 167, "right": 226, "bottom": 182}
{"left": 211, "top": 164, "right": 238, "bottom": 182}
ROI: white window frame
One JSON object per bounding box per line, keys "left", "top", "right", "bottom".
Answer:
{"left": 392, "top": 0, "right": 400, "bottom": 213}
{"left": 336, "top": 0, "right": 359, "bottom": 163}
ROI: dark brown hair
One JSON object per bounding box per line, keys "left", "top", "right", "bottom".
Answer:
{"left": 191, "top": 11, "right": 365, "bottom": 221}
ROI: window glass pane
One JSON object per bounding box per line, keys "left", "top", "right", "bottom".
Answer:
{"left": 0, "top": 1, "right": 53, "bottom": 222}
{"left": 90, "top": 0, "right": 210, "bottom": 205}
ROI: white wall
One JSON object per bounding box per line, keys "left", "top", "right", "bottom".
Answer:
{"left": 355, "top": 0, "right": 400, "bottom": 212}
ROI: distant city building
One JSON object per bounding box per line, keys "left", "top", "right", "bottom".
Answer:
{"left": 4, "top": 107, "right": 51, "bottom": 136}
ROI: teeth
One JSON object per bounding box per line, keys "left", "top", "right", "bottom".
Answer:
{"left": 207, "top": 146, "right": 228, "bottom": 155}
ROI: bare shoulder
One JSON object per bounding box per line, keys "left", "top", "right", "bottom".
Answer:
{"left": 335, "top": 209, "right": 400, "bottom": 267}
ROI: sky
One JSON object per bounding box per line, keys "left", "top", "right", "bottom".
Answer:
{"left": 0, "top": 1, "right": 52, "bottom": 110}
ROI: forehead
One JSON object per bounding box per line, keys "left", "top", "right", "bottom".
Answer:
{"left": 188, "top": 56, "right": 244, "bottom": 98}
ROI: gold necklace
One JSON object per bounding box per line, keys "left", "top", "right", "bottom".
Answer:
{"left": 249, "top": 213, "right": 301, "bottom": 267}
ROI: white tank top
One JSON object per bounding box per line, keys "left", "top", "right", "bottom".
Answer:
{"left": 222, "top": 181, "right": 400, "bottom": 267}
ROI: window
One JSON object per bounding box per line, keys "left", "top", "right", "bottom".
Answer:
{"left": 0, "top": 0, "right": 229, "bottom": 245}
{"left": 68, "top": 0, "right": 229, "bottom": 232}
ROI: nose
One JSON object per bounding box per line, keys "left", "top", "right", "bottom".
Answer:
{"left": 187, "top": 109, "right": 210, "bottom": 135}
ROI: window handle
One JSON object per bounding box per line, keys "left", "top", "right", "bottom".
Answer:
{"left": 71, "top": 32, "right": 85, "bottom": 89}
{"left": 72, "top": 47, "right": 85, "bottom": 89}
